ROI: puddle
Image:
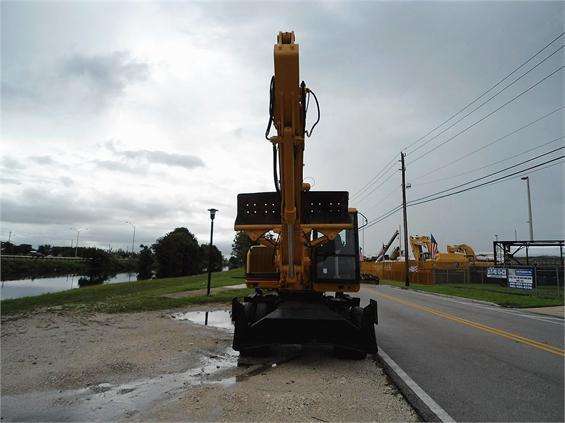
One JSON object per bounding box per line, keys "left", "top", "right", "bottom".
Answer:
{"left": 172, "top": 310, "right": 233, "bottom": 331}
{"left": 1, "top": 349, "right": 239, "bottom": 422}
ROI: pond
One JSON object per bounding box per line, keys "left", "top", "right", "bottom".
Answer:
{"left": 0, "top": 272, "right": 138, "bottom": 300}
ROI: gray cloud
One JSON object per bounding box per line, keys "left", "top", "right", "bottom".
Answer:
{"left": 1, "top": 189, "right": 99, "bottom": 225}
{"left": 105, "top": 141, "right": 205, "bottom": 170}
{"left": 29, "top": 155, "right": 56, "bottom": 165}
{"left": 59, "top": 176, "right": 74, "bottom": 187}
{"left": 94, "top": 159, "right": 148, "bottom": 175}
{"left": 0, "top": 187, "right": 191, "bottom": 226}
{"left": 63, "top": 51, "right": 149, "bottom": 97}
{"left": 122, "top": 149, "right": 204, "bottom": 169}
{"left": 0, "top": 176, "right": 22, "bottom": 185}
{"left": 1, "top": 156, "right": 25, "bottom": 170}
{"left": 2, "top": 50, "right": 149, "bottom": 117}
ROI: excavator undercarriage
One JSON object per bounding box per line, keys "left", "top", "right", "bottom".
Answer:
{"left": 231, "top": 31, "right": 377, "bottom": 358}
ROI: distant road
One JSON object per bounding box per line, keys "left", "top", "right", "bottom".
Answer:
{"left": 358, "top": 284, "right": 564, "bottom": 422}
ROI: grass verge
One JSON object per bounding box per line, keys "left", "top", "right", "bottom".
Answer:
{"left": 379, "top": 280, "right": 564, "bottom": 308}
{"left": 1, "top": 268, "right": 252, "bottom": 316}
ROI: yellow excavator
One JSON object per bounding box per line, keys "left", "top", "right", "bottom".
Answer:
{"left": 447, "top": 244, "right": 477, "bottom": 260}
{"left": 232, "top": 32, "right": 377, "bottom": 358}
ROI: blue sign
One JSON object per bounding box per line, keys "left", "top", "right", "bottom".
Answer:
{"left": 507, "top": 268, "right": 534, "bottom": 290}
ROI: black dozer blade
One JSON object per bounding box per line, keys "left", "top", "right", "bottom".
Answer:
{"left": 231, "top": 292, "right": 378, "bottom": 359}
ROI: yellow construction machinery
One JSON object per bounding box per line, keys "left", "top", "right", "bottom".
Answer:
{"left": 447, "top": 243, "right": 477, "bottom": 260}
{"left": 361, "top": 233, "right": 492, "bottom": 283}
{"left": 409, "top": 235, "right": 467, "bottom": 264}
{"left": 232, "top": 32, "right": 377, "bottom": 358}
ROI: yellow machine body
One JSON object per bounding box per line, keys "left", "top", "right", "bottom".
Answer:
{"left": 234, "top": 32, "right": 359, "bottom": 294}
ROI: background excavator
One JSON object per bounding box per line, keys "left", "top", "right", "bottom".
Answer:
{"left": 232, "top": 32, "right": 377, "bottom": 358}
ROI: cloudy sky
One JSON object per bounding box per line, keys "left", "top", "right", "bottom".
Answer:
{"left": 1, "top": 1, "right": 563, "bottom": 257}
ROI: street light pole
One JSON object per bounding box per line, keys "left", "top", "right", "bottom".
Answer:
{"left": 125, "top": 221, "right": 136, "bottom": 254}
{"left": 71, "top": 228, "right": 87, "bottom": 257}
{"left": 521, "top": 176, "right": 534, "bottom": 241}
{"left": 206, "top": 209, "right": 218, "bottom": 296}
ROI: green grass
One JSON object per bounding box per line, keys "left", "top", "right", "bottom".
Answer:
{"left": 378, "top": 280, "right": 564, "bottom": 308}
{"left": 1, "top": 268, "right": 252, "bottom": 316}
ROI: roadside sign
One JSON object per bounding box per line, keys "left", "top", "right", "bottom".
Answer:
{"left": 487, "top": 267, "right": 507, "bottom": 279}
{"left": 507, "top": 268, "right": 534, "bottom": 290}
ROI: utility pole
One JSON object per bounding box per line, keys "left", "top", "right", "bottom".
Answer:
{"left": 125, "top": 221, "right": 136, "bottom": 254}
{"left": 401, "top": 152, "right": 410, "bottom": 287}
{"left": 206, "top": 209, "right": 218, "bottom": 296}
{"left": 521, "top": 176, "right": 534, "bottom": 240}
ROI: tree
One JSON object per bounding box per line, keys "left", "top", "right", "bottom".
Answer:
{"left": 231, "top": 231, "right": 255, "bottom": 270}
{"left": 152, "top": 227, "right": 201, "bottom": 278}
{"left": 137, "top": 244, "right": 154, "bottom": 280}
{"left": 37, "top": 244, "right": 52, "bottom": 255}
{"left": 199, "top": 244, "right": 224, "bottom": 272}
{"left": 228, "top": 256, "right": 241, "bottom": 270}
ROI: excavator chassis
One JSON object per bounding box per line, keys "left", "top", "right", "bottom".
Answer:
{"left": 232, "top": 292, "right": 378, "bottom": 359}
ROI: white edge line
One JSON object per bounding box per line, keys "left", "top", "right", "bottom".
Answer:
{"left": 379, "top": 348, "right": 456, "bottom": 423}
{"left": 377, "top": 285, "right": 564, "bottom": 325}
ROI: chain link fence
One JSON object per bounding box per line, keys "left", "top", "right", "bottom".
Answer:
{"left": 432, "top": 264, "right": 563, "bottom": 298}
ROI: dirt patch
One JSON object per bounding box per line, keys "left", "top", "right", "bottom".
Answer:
{"left": 1, "top": 306, "right": 417, "bottom": 422}
{"left": 524, "top": 306, "right": 564, "bottom": 318}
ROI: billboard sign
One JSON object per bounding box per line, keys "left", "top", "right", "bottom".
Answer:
{"left": 487, "top": 267, "right": 507, "bottom": 279}
{"left": 507, "top": 268, "right": 534, "bottom": 290}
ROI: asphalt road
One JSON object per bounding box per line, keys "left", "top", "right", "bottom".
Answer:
{"left": 358, "top": 284, "right": 564, "bottom": 422}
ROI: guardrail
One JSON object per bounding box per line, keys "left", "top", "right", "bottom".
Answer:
{"left": 0, "top": 255, "right": 88, "bottom": 261}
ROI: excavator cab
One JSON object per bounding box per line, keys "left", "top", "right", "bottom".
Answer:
{"left": 312, "top": 211, "right": 360, "bottom": 284}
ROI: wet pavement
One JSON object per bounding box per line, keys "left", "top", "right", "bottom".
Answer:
{"left": 1, "top": 310, "right": 300, "bottom": 422}
{"left": 1, "top": 349, "right": 240, "bottom": 421}
{"left": 172, "top": 310, "right": 233, "bottom": 331}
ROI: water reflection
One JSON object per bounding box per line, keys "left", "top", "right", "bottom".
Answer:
{"left": 0, "top": 272, "right": 138, "bottom": 300}
{"left": 173, "top": 310, "right": 233, "bottom": 331}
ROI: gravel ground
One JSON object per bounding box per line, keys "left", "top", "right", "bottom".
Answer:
{"left": 1, "top": 307, "right": 417, "bottom": 422}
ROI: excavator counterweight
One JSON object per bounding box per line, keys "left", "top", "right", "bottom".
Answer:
{"left": 231, "top": 32, "right": 377, "bottom": 358}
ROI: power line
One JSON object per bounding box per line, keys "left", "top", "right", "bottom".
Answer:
{"left": 351, "top": 156, "right": 397, "bottom": 200}
{"left": 401, "top": 31, "right": 565, "bottom": 154}
{"left": 350, "top": 32, "right": 564, "bottom": 203}
{"left": 411, "top": 146, "right": 564, "bottom": 202}
{"left": 408, "top": 66, "right": 564, "bottom": 165}
{"left": 363, "top": 155, "right": 564, "bottom": 230}
{"left": 416, "top": 136, "right": 565, "bottom": 186}
{"left": 408, "top": 155, "right": 564, "bottom": 207}
{"left": 365, "top": 185, "right": 399, "bottom": 211}
{"left": 406, "top": 45, "right": 564, "bottom": 156}
{"left": 364, "top": 204, "right": 403, "bottom": 230}
{"left": 413, "top": 105, "right": 564, "bottom": 180}
{"left": 353, "top": 168, "right": 399, "bottom": 204}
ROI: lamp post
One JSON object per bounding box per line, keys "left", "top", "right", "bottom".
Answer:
{"left": 125, "top": 221, "right": 136, "bottom": 254}
{"left": 70, "top": 227, "right": 87, "bottom": 257}
{"left": 521, "top": 176, "right": 534, "bottom": 241}
{"left": 206, "top": 209, "right": 218, "bottom": 297}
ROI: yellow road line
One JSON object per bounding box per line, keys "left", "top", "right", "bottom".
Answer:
{"left": 378, "top": 291, "right": 565, "bottom": 357}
